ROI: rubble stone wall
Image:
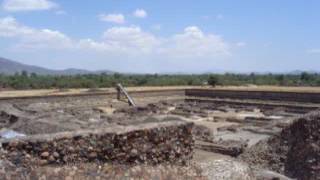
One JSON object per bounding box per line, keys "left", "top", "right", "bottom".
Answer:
{"left": 0, "top": 121, "right": 194, "bottom": 166}
{"left": 186, "top": 89, "right": 320, "bottom": 103}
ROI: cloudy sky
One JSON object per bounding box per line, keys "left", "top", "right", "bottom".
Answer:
{"left": 0, "top": 0, "right": 319, "bottom": 73}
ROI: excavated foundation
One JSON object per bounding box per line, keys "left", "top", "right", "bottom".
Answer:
{"left": 0, "top": 88, "right": 319, "bottom": 179}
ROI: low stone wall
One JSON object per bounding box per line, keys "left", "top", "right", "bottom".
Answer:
{"left": 186, "top": 89, "right": 320, "bottom": 103}
{"left": 0, "top": 120, "right": 194, "bottom": 167}
{"left": 185, "top": 98, "right": 318, "bottom": 113}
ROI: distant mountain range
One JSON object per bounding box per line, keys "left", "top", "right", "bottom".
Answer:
{"left": 0, "top": 57, "right": 316, "bottom": 75}
{"left": 0, "top": 57, "right": 114, "bottom": 75}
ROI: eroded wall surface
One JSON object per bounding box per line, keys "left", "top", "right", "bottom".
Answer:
{"left": 186, "top": 89, "right": 320, "bottom": 103}
{"left": 1, "top": 120, "right": 194, "bottom": 166}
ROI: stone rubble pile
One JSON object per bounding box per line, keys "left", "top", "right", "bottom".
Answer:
{"left": 240, "top": 111, "right": 320, "bottom": 180}
{"left": 0, "top": 120, "right": 194, "bottom": 167}
{"left": 0, "top": 162, "right": 206, "bottom": 180}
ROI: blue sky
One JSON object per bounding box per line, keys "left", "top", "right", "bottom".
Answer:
{"left": 0, "top": 0, "right": 319, "bottom": 73}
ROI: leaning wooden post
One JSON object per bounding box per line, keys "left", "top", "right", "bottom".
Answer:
{"left": 116, "top": 83, "right": 136, "bottom": 107}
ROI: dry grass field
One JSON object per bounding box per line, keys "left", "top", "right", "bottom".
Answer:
{"left": 1, "top": 85, "right": 320, "bottom": 98}
{"left": 0, "top": 86, "right": 196, "bottom": 98}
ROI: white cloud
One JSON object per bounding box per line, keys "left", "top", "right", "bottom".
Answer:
{"left": 2, "top": 0, "right": 57, "bottom": 12}
{"left": 0, "top": 16, "right": 72, "bottom": 50}
{"left": 99, "top": 13, "right": 125, "bottom": 24}
{"left": 17, "top": 29, "right": 73, "bottom": 49}
{"left": 133, "top": 9, "right": 147, "bottom": 18}
{"left": 81, "top": 26, "right": 229, "bottom": 58}
{"left": 103, "top": 26, "right": 159, "bottom": 53}
{"left": 161, "top": 26, "right": 230, "bottom": 58}
{"left": 0, "top": 17, "right": 230, "bottom": 58}
{"left": 80, "top": 26, "right": 159, "bottom": 54}
{"left": 307, "top": 48, "right": 320, "bottom": 54}
{"left": 0, "top": 16, "right": 31, "bottom": 37}
{"left": 236, "top": 42, "right": 247, "bottom": 47}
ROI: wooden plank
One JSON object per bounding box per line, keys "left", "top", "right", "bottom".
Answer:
{"left": 116, "top": 83, "right": 137, "bottom": 107}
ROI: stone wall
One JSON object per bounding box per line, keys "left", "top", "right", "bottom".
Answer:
{"left": 0, "top": 120, "right": 194, "bottom": 167}
{"left": 186, "top": 89, "right": 320, "bottom": 103}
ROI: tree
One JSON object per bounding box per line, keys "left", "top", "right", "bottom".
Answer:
{"left": 21, "top": 71, "right": 28, "bottom": 77}
{"left": 276, "top": 74, "right": 285, "bottom": 85}
{"left": 113, "top": 73, "right": 122, "bottom": 79}
{"left": 301, "top": 72, "right": 312, "bottom": 81}
{"left": 208, "top": 75, "right": 219, "bottom": 87}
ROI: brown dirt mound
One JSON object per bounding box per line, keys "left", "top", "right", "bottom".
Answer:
{"left": 239, "top": 111, "right": 320, "bottom": 179}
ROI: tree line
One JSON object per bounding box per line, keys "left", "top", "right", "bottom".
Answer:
{"left": 0, "top": 71, "right": 319, "bottom": 90}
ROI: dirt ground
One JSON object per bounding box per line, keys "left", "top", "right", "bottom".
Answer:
{"left": 0, "top": 94, "right": 306, "bottom": 137}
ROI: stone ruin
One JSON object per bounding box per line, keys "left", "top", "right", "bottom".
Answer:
{"left": 240, "top": 111, "right": 320, "bottom": 179}
{"left": 0, "top": 120, "right": 194, "bottom": 167}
